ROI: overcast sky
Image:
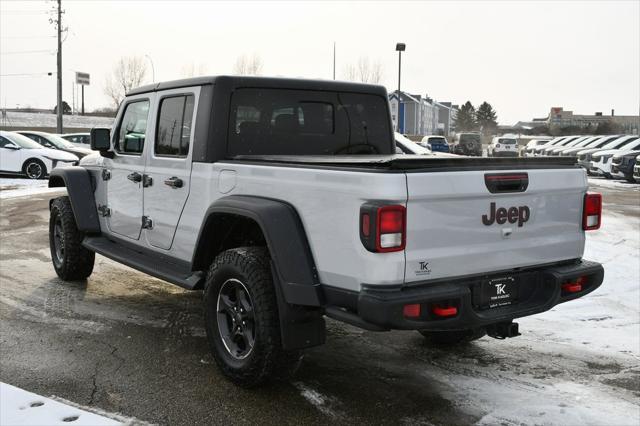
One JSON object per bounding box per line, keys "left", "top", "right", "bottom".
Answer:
{"left": 1, "top": 0, "right": 638, "bottom": 124}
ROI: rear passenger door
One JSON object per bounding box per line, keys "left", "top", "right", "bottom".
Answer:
{"left": 142, "top": 88, "right": 198, "bottom": 250}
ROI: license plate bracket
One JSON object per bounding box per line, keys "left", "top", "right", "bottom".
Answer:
{"left": 479, "top": 275, "right": 518, "bottom": 309}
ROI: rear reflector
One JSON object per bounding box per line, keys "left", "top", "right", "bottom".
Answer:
{"left": 562, "top": 276, "right": 586, "bottom": 294}
{"left": 583, "top": 193, "right": 602, "bottom": 231}
{"left": 432, "top": 305, "right": 458, "bottom": 318}
{"left": 403, "top": 304, "right": 421, "bottom": 318}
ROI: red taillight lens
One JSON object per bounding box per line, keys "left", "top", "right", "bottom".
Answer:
{"left": 562, "top": 276, "right": 586, "bottom": 294}
{"left": 432, "top": 305, "right": 458, "bottom": 318}
{"left": 376, "top": 205, "right": 406, "bottom": 252}
{"left": 360, "top": 204, "right": 406, "bottom": 253}
{"left": 583, "top": 193, "right": 602, "bottom": 230}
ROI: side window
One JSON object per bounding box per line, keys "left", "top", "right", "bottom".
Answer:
{"left": 116, "top": 100, "right": 150, "bottom": 155}
{"left": 0, "top": 136, "right": 12, "bottom": 147}
{"left": 155, "top": 94, "right": 195, "bottom": 157}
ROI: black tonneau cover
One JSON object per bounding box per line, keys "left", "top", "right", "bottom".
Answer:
{"left": 228, "top": 154, "right": 578, "bottom": 172}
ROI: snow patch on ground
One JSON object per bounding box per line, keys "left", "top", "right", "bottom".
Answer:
{"left": 0, "top": 382, "right": 122, "bottom": 425}
{"left": 293, "top": 382, "right": 346, "bottom": 420}
{"left": 0, "top": 178, "right": 65, "bottom": 200}
{"left": 588, "top": 177, "right": 639, "bottom": 191}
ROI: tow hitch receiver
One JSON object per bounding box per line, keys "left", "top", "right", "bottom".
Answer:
{"left": 487, "top": 321, "right": 521, "bottom": 339}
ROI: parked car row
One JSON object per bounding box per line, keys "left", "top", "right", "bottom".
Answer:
{"left": 524, "top": 134, "right": 639, "bottom": 182}
{"left": 0, "top": 130, "right": 81, "bottom": 179}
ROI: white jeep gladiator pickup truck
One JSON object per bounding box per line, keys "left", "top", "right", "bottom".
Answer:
{"left": 48, "top": 76, "right": 604, "bottom": 387}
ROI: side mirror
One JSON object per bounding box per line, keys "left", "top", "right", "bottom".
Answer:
{"left": 90, "top": 127, "right": 111, "bottom": 151}
{"left": 5, "top": 144, "right": 21, "bottom": 150}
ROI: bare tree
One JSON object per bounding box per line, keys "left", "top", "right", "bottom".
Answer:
{"left": 103, "top": 56, "right": 148, "bottom": 108}
{"left": 181, "top": 62, "right": 209, "bottom": 78}
{"left": 343, "top": 56, "right": 383, "bottom": 84}
{"left": 233, "top": 53, "right": 263, "bottom": 76}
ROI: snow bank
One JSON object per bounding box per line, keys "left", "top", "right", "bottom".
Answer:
{"left": 1, "top": 111, "right": 113, "bottom": 129}
{"left": 0, "top": 382, "right": 121, "bottom": 426}
{"left": 0, "top": 178, "right": 65, "bottom": 200}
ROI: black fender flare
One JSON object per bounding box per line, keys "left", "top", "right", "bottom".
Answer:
{"left": 193, "top": 195, "right": 326, "bottom": 350}
{"left": 192, "top": 195, "right": 322, "bottom": 307}
{"left": 48, "top": 167, "right": 101, "bottom": 233}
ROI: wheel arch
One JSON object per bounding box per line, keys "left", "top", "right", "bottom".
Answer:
{"left": 192, "top": 195, "right": 322, "bottom": 307}
{"left": 48, "top": 166, "right": 101, "bottom": 233}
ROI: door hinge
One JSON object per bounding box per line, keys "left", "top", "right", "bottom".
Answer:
{"left": 101, "top": 169, "right": 111, "bottom": 181}
{"left": 97, "top": 204, "right": 111, "bottom": 217}
{"left": 142, "top": 174, "right": 153, "bottom": 187}
{"left": 141, "top": 215, "right": 153, "bottom": 230}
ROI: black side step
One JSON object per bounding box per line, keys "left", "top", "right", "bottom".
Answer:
{"left": 325, "top": 306, "right": 389, "bottom": 332}
{"left": 83, "top": 236, "right": 204, "bottom": 290}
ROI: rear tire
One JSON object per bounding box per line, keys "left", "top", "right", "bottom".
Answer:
{"left": 419, "top": 328, "right": 486, "bottom": 345}
{"left": 203, "top": 247, "right": 300, "bottom": 387}
{"left": 23, "top": 159, "right": 47, "bottom": 179}
{"left": 49, "top": 196, "right": 95, "bottom": 280}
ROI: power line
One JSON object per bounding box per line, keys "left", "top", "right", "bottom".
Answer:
{"left": 0, "top": 72, "right": 53, "bottom": 77}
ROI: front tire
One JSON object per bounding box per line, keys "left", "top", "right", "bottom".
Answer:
{"left": 49, "top": 196, "right": 95, "bottom": 280}
{"left": 23, "top": 158, "right": 47, "bottom": 179}
{"left": 203, "top": 247, "right": 299, "bottom": 387}
{"left": 419, "top": 328, "right": 486, "bottom": 345}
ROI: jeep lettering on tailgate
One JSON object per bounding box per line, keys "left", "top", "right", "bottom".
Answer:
{"left": 482, "top": 202, "right": 530, "bottom": 227}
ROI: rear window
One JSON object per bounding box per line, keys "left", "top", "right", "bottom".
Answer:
{"left": 227, "top": 88, "right": 392, "bottom": 156}
{"left": 498, "top": 138, "right": 517, "bottom": 144}
{"left": 459, "top": 134, "right": 480, "bottom": 144}
{"left": 429, "top": 137, "right": 446, "bottom": 144}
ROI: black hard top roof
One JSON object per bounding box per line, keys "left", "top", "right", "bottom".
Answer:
{"left": 127, "top": 75, "right": 388, "bottom": 97}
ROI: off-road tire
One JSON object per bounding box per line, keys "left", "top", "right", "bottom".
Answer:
{"left": 23, "top": 158, "right": 47, "bottom": 179}
{"left": 49, "top": 196, "right": 95, "bottom": 280}
{"left": 203, "top": 247, "right": 300, "bottom": 387}
{"left": 419, "top": 327, "right": 486, "bottom": 345}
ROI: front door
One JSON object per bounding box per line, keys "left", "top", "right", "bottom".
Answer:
{"left": 106, "top": 96, "right": 153, "bottom": 240}
{"left": 0, "top": 136, "right": 22, "bottom": 172}
{"left": 143, "top": 89, "right": 198, "bottom": 250}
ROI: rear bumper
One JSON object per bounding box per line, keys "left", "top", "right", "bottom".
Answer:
{"left": 325, "top": 260, "right": 603, "bottom": 331}
{"left": 492, "top": 150, "right": 518, "bottom": 157}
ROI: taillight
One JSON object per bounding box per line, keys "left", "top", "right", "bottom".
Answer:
{"left": 360, "top": 203, "right": 406, "bottom": 252}
{"left": 583, "top": 193, "right": 602, "bottom": 230}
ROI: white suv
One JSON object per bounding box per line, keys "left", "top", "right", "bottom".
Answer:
{"left": 488, "top": 136, "right": 518, "bottom": 157}
{"left": 0, "top": 130, "right": 78, "bottom": 179}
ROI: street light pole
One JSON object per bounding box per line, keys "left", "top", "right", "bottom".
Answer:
{"left": 395, "top": 43, "right": 406, "bottom": 132}
{"left": 145, "top": 54, "right": 155, "bottom": 83}
{"left": 56, "top": 0, "right": 63, "bottom": 132}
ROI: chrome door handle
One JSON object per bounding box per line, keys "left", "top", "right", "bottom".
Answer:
{"left": 164, "top": 176, "right": 183, "bottom": 188}
{"left": 127, "top": 172, "right": 142, "bottom": 183}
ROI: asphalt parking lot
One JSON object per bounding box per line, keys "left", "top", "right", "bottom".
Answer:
{"left": 1, "top": 179, "right": 638, "bottom": 425}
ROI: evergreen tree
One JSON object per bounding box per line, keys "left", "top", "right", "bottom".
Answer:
{"left": 456, "top": 101, "right": 477, "bottom": 131}
{"left": 476, "top": 101, "right": 498, "bottom": 135}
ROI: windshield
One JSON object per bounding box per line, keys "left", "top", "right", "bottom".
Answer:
{"left": 604, "top": 136, "right": 638, "bottom": 150}
{"left": 228, "top": 88, "right": 392, "bottom": 156}
{"left": 396, "top": 133, "right": 430, "bottom": 154}
{"left": 45, "top": 134, "right": 78, "bottom": 149}
{"left": 5, "top": 132, "right": 44, "bottom": 149}
{"left": 498, "top": 138, "right": 517, "bottom": 144}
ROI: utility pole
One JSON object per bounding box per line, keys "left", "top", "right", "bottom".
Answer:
{"left": 333, "top": 42, "right": 336, "bottom": 80}
{"left": 55, "top": 0, "right": 63, "bottom": 132}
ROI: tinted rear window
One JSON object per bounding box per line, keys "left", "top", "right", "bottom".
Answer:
{"left": 227, "top": 88, "right": 392, "bottom": 156}
{"left": 498, "top": 138, "right": 517, "bottom": 144}
{"left": 459, "top": 134, "right": 480, "bottom": 143}
{"left": 429, "top": 137, "right": 446, "bottom": 144}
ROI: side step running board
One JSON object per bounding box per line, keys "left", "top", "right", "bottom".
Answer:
{"left": 83, "top": 236, "right": 204, "bottom": 290}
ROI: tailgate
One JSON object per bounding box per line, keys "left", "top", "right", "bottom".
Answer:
{"left": 404, "top": 168, "right": 587, "bottom": 283}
